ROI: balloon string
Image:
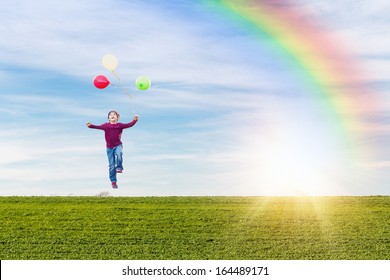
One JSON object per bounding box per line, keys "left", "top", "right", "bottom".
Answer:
{"left": 112, "top": 70, "right": 121, "bottom": 81}
{"left": 110, "top": 82, "right": 136, "bottom": 115}
{"left": 101, "top": 64, "right": 136, "bottom": 115}
{"left": 123, "top": 88, "right": 136, "bottom": 115}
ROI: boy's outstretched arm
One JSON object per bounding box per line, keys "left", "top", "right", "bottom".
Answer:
{"left": 122, "top": 115, "right": 139, "bottom": 129}
{"left": 86, "top": 122, "right": 104, "bottom": 129}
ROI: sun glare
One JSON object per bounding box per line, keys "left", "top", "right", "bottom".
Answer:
{"left": 238, "top": 117, "right": 352, "bottom": 196}
{"left": 259, "top": 135, "right": 339, "bottom": 195}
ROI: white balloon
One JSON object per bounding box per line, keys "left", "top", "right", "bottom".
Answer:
{"left": 102, "top": 54, "right": 118, "bottom": 71}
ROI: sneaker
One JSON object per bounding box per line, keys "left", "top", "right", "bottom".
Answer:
{"left": 112, "top": 182, "right": 118, "bottom": 189}
{"left": 116, "top": 169, "right": 122, "bottom": 173}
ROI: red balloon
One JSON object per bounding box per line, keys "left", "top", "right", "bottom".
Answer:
{"left": 93, "top": 75, "right": 110, "bottom": 89}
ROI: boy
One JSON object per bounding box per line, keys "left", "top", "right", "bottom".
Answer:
{"left": 87, "top": 111, "right": 139, "bottom": 189}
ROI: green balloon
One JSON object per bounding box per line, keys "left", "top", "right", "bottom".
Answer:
{"left": 135, "top": 76, "right": 151, "bottom": 90}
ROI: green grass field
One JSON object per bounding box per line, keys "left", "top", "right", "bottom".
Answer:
{"left": 1, "top": 196, "right": 389, "bottom": 260}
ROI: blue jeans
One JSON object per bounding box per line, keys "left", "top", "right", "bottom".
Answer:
{"left": 106, "top": 144, "right": 123, "bottom": 183}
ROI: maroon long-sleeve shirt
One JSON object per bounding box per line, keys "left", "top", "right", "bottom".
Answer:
{"left": 88, "top": 119, "right": 138, "bottom": 148}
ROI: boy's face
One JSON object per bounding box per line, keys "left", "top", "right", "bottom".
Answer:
{"left": 108, "top": 111, "right": 119, "bottom": 123}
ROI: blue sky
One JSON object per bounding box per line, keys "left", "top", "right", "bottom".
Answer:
{"left": 1, "top": 0, "right": 389, "bottom": 196}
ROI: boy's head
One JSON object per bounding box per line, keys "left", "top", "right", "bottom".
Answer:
{"left": 108, "top": 111, "right": 120, "bottom": 123}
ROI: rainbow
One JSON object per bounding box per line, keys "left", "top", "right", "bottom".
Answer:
{"left": 204, "top": 0, "right": 378, "bottom": 157}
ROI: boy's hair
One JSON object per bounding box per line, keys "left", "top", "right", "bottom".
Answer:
{"left": 108, "top": 110, "right": 120, "bottom": 120}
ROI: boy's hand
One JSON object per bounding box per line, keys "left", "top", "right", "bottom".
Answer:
{"left": 134, "top": 115, "right": 139, "bottom": 121}
{"left": 86, "top": 122, "right": 91, "bottom": 127}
